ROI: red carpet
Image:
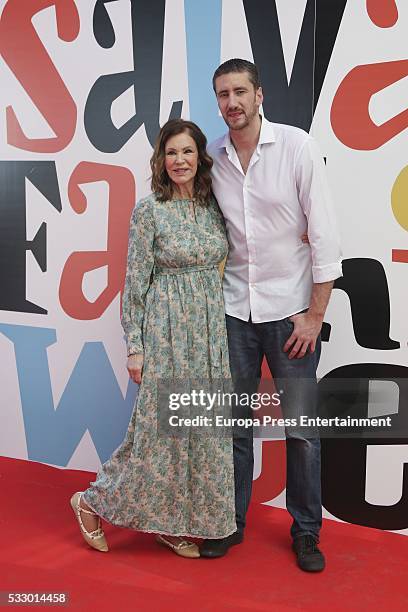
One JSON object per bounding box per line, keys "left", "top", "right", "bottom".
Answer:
{"left": 1, "top": 456, "right": 407, "bottom": 611}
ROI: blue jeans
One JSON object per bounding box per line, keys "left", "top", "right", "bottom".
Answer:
{"left": 226, "top": 314, "right": 322, "bottom": 541}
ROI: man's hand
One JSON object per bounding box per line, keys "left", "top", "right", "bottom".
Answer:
{"left": 283, "top": 312, "right": 323, "bottom": 359}
{"left": 283, "top": 281, "right": 334, "bottom": 359}
{"left": 127, "top": 353, "right": 144, "bottom": 384}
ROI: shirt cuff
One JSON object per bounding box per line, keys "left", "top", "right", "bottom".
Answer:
{"left": 312, "top": 260, "right": 343, "bottom": 283}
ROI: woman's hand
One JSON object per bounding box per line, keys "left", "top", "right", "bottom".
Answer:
{"left": 127, "top": 353, "right": 144, "bottom": 384}
{"left": 301, "top": 233, "right": 309, "bottom": 244}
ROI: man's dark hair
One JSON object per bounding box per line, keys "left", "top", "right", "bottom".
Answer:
{"left": 212, "top": 58, "right": 261, "bottom": 92}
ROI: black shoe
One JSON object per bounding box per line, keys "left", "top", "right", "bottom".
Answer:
{"left": 292, "top": 535, "right": 325, "bottom": 572}
{"left": 200, "top": 531, "right": 244, "bottom": 558}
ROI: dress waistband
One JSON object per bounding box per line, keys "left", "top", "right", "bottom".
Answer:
{"left": 154, "top": 264, "right": 218, "bottom": 275}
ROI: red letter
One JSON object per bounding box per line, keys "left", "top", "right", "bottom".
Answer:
{"left": 331, "top": 60, "right": 408, "bottom": 150}
{"left": 366, "top": 0, "right": 398, "bottom": 28}
{"left": 59, "top": 162, "right": 135, "bottom": 319}
{"left": 0, "top": 0, "right": 79, "bottom": 152}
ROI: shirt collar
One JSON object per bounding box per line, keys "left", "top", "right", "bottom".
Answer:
{"left": 258, "top": 115, "right": 276, "bottom": 144}
{"left": 217, "top": 115, "right": 276, "bottom": 151}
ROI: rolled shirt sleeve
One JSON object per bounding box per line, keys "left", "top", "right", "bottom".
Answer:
{"left": 295, "top": 136, "right": 343, "bottom": 283}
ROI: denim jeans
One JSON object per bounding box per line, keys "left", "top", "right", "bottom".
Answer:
{"left": 226, "top": 313, "right": 322, "bottom": 541}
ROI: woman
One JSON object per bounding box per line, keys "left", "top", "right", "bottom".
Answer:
{"left": 70, "top": 119, "right": 236, "bottom": 558}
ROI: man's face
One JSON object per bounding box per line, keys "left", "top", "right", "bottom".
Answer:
{"left": 214, "top": 71, "right": 263, "bottom": 131}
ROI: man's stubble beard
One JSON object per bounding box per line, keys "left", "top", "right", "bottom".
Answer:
{"left": 225, "top": 102, "right": 258, "bottom": 132}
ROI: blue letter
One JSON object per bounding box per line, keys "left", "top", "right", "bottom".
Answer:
{"left": 0, "top": 324, "right": 137, "bottom": 466}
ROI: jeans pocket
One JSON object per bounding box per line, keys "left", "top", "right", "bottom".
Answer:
{"left": 283, "top": 316, "right": 295, "bottom": 328}
{"left": 284, "top": 308, "right": 308, "bottom": 327}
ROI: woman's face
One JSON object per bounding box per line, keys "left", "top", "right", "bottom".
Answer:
{"left": 164, "top": 132, "right": 199, "bottom": 195}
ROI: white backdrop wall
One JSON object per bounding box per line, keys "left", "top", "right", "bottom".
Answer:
{"left": 0, "top": 0, "right": 407, "bottom": 534}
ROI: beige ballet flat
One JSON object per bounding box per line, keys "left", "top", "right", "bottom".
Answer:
{"left": 156, "top": 534, "right": 200, "bottom": 558}
{"left": 70, "top": 492, "right": 109, "bottom": 552}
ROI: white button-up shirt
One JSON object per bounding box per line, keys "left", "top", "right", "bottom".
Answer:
{"left": 208, "top": 117, "right": 342, "bottom": 323}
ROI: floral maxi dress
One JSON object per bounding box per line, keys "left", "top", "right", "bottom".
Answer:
{"left": 83, "top": 193, "right": 237, "bottom": 538}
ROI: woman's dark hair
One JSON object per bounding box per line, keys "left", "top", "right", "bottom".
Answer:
{"left": 150, "top": 119, "right": 213, "bottom": 205}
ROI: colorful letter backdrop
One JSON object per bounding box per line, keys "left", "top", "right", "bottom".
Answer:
{"left": 0, "top": 0, "right": 407, "bottom": 532}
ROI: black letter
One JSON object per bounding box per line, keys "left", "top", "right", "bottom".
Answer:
{"left": 320, "top": 364, "right": 408, "bottom": 530}
{"left": 324, "top": 258, "right": 400, "bottom": 350}
{"left": 243, "top": 0, "right": 347, "bottom": 131}
{"left": 85, "top": 0, "right": 182, "bottom": 152}
{"left": 0, "top": 161, "right": 62, "bottom": 313}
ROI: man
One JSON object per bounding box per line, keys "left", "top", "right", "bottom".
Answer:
{"left": 200, "top": 59, "right": 342, "bottom": 571}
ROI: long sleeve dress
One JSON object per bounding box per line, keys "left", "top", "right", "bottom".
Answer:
{"left": 82, "top": 193, "right": 237, "bottom": 538}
